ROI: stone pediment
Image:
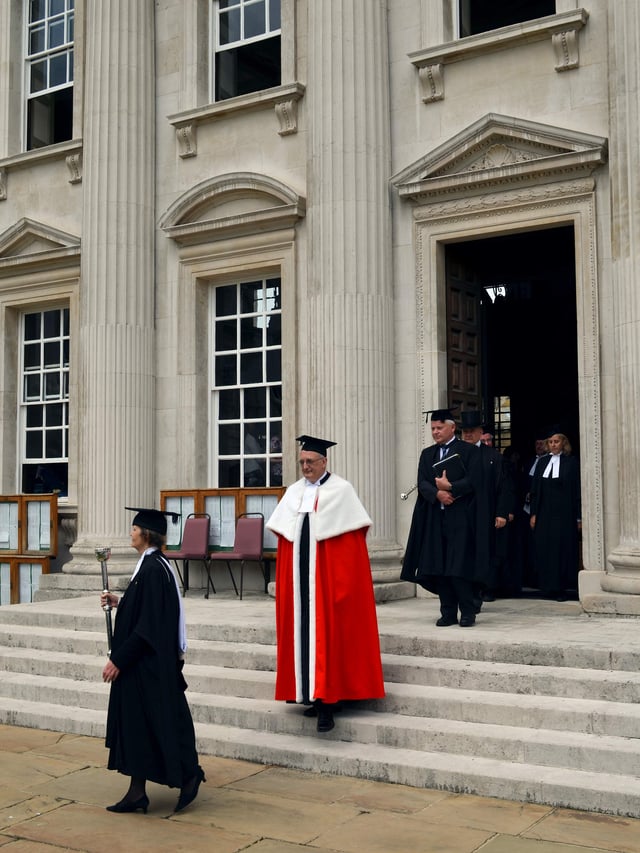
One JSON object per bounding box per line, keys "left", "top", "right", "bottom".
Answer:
{"left": 392, "top": 114, "right": 608, "bottom": 201}
{"left": 160, "top": 172, "right": 306, "bottom": 246}
{"left": 0, "top": 217, "right": 80, "bottom": 260}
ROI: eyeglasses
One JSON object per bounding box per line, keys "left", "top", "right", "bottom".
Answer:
{"left": 299, "top": 457, "right": 324, "bottom": 467}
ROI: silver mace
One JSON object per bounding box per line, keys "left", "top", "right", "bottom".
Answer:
{"left": 400, "top": 485, "right": 417, "bottom": 501}
{"left": 95, "top": 547, "right": 113, "bottom": 654}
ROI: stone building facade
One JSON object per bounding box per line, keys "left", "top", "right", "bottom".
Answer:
{"left": 0, "top": 1, "right": 638, "bottom": 613}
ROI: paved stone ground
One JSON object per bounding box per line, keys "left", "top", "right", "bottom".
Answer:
{"left": 1, "top": 723, "right": 639, "bottom": 853}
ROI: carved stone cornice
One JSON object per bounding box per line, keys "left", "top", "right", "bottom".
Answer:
{"left": 392, "top": 114, "right": 607, "bottom": 203}
{"left": 409, "top": 9, "right": 589, "bottom": 103}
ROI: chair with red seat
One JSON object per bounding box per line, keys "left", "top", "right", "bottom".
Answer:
{"left": 207, "top": 513, "right": 264, "bottom": 600}
{"left": 169, "top": 513, "right": 211, "bottom": 595}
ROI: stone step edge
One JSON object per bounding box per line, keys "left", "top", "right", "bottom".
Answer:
{"left": 1, "top": 696, "right": 639, "bottom": 818}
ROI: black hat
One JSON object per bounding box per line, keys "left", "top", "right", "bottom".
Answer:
{"left": 423, "top": 407, "right": 457, "bottom": 423}
{"left": 460, "top": 410, "right": 484, "bottom": 429}
{"left": 125, "top": 506, "right": 180, "bottom": 536}
{"left": 296, "top": 435, "right": 337, "bottom": 455}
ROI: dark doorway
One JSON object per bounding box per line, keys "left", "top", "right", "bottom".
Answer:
{"left": 446, "top": 224, "right": 579, "bottom": 460}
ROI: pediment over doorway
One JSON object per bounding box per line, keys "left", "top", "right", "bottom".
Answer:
{"left": 0, "top": 217, "right": 80, "bottom": 260}
{"left": 392, "top": 114, "right": 608, "bottom": 202}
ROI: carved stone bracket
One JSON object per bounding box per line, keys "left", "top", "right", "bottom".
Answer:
{"left": 66, "top": 151, "right": 82, "bottom": 184}
{"left": 176, "top": 122, "right": 197, "bottom": 158}
{"left": 275, "top": 97, "right": 300, "bottom": 135}
{"left": 0, "top": 168, "right": 6, "bottom": 201}
{"left": 552, "top": 27, "right": 580, "bottom": 71}
{"left": 418, "top": 64, "right": 444, "bottom": 104}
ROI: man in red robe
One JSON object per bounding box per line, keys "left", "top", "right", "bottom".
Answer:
{"left": 266, "top": 435, "right": 385, "bottom": 733}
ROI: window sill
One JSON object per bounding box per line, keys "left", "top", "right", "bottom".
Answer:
{"left": 167, "top": 82, "right": 305, "bottom": 158}
{"left": 0, "top": 139, "right": 83, "bottom": 201}
{"left": 409, "top": 9, "right": 589, "bottom": 104}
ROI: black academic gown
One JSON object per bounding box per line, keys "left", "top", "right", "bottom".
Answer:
{"left": 401, "top": 438, "right": 481, "bottom": 593}
{"left": 105, "top": 550, "right": 198, "bottom": 788}
{"left": 475, "top": 444, "right": 515, "bottom": 591}
{"left": 530, "top": 453, "right": 581, "bottom": 594}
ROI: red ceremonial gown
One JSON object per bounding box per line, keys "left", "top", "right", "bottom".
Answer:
{"left": 267, "top": 474, "right": 385, "bottom": 705}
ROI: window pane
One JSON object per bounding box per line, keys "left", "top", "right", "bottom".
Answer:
{"left": 245, "top": 422, "right": 266, "bottom": 453}
{"left": 216, "top": 318, "right": 237, "bottom": 351}
{"left": 50, "top": 0, "right": 65, "bottom": 15}
{"left": 240, "top": 352, "right": 262, "bottom": 384}
{"left": 216, "top": 284, "right": 237, "bottom": 316}
{"left": 244, "top": 458, "right": 265, "bottom": 486}
{"left": 43, "top": 310, "right": 60, "bottom": 337}
{"left": 219, "top": 422, "right": 240, "bottom": 454}
{"left": 240, "top": 281, "right": 262, "bottom": 314}
{"left": 48, "top": 19, "right": 65, "bottom": 49}
{"left": 44, "top": 372, "right": 60, "bottom": 398}
{"left": 46, "top": 403, "right": 63, "bottom": 426}
{"left": 219, "top": 7, "right": 241, "bottom": 44}
{"left": 269, "top": 423, "right": 282, "bottom": 452}
{"left": 30, "top": 0, "right": 46, "bottom": 23}
{"left": 43, "top": 341, "right": 60, "bottom": 368}
{"left": 266, "top": 349, "right": 281, "bottom": 382}
{"left": 27, "top": 407, "right": 43, "bottom": 428}
{"left": 26, "top": 432, "right": 43, "bottom": 459}
{"left": 24, "top": 314, "right": 41, "bottom": 340}
{"left": 269, "top": 386, "right": 282, "bottom": 417}
{"left": 63, "top": 339, "right": 69, "bottom": 366}
{"left": 240, "top": 316, "right": 263, "bottom": 349}
{"left": 25, "top": 375, "right": 41, "bottom": 401}
{"left": 215, "top": 354, "right": 237, "bottom": 385}
{"left": 45, "top": 429, "right": 63, "bottom": 458}
{"left": 245, "top": 1, "right": 266, "bottom": 39}
{"left": 266, "top": 313, "right": 281, "bottom": 347}
{"left": 244, "top": 387, "right": 266, "bottom": 418}
{"left": 30, "top": 61, "right": 47, "bottom": 92}
{"left": 219, "top": 388, "right": 240, "bottom": 419}
{"left": 30, "top": 25, "right": 46, "bottom": 54}
{"left": 24, "top": 343, "right": 41, "bottom": 370}
{"left": 219, "top": 459, "right": 240, "bottom": 487}
{"left": 270, "top": 459, "right": 283, "bottom": 486}
{"left": 49, "top": 52, "right": 68, "bottom": 86}
{"left": 269, "top": 0, "right": 281, "bottom": 30}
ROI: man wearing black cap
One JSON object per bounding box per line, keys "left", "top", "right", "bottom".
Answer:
{"left": 460, "top": 411, "right": 515, "bottom": 604}
{"left": 401, "top": 408, "right": 481, "bottom": 626}
{"left": 266, "top": 435, "right": 385, "bottom": 733}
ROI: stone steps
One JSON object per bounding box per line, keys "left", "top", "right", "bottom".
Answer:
{"left": 2, "top": 598, "right": 640, "bottom": 817}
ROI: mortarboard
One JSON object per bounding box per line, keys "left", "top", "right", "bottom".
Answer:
{"left": 423, "top": 407, "right": 457, "bottom": 423}
{"left": 125, "top": 506, "right": 181, "bottom": 536}
{"left": 296, "top": 435, "right": 337, "bottom": 455}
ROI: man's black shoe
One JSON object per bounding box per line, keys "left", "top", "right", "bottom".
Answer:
{"left": 459, "top": 616, "right": 476, "bottom": 627}
{"left": 436, "top": 616, "right": 458, "bottom": 626}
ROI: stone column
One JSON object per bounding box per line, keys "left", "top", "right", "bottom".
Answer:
{"left": 306, "top": 0, "right": 402, "bottom": 574}
{"left": 68, "top": 0, "right": 156, "bottom": 574}
{"left": 605, "top": 1, "right": 640, "bottom": 591}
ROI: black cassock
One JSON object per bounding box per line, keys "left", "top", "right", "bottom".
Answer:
{"left": 401, "top": 438, "right": 484, "bottom": 593}
{"left": 106, "top": 550, "right": 198, "bottom": 788}
{"left": 530, "top": 453, "right": 581, "bottom": 594}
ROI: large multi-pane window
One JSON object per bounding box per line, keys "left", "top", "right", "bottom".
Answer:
{"left": 212, "top": 279, "right": 282, "bottom": 487}
{"left": 458, "top": 0, "right": 555, "bottom": 38}
{"left": 213, "top": 0, "right": 281, "bottom": 101}
{"left": 20, "top": 308, "right": 69, "bottom": 495}
{"left": 25, "top": 0, "right": 75, "bottom": 150}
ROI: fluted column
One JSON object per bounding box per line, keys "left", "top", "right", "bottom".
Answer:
{"left": 605, "top": 1, "right": 640, "bottom": 591}
{"left": 69, "top": 0, "right": 156, "bottom": 573}
{"left": 306, "top": 1, "right": 401, "bottom": 570}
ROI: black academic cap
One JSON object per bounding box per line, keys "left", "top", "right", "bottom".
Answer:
{"left": 423, "top": 407, "right": 457, "bottom": 423}
{"left": 296, "top": 435, "right": 337, "bottom": 455}
{"left": 460, "top": 410, "right": 484, "bottom": 429}
{"left": 125, "top": 506, "right": 181, "bottom": 536}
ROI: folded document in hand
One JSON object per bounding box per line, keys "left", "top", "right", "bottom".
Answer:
{"left": 432, "top": 453, "right": 467, "bottom": 482}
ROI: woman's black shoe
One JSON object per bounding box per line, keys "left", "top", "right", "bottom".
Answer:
{"left": 174, "top": 766, "right": 206, "bottom": 813}
{"left": 106, "top": 793, "right": 149, "bottom": 814}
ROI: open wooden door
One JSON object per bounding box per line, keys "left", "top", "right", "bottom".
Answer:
{"left": 446, "top": 249, "right": 484, "bottom": 416}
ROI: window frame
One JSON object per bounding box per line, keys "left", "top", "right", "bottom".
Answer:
{"left": 209, "top": 276, "right": 283, "bottom": 489}
{"left": 24, "top": 0, "right": 75, "bottom": 150}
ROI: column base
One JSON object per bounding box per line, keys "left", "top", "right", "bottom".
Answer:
{"left": 579, "top": 569, "right": 640, "bottom": 615}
